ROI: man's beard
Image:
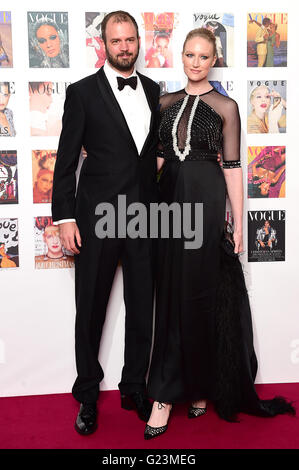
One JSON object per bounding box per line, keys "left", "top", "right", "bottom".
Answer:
{"left": 105, "top": 46, "right": 139, "bottom": 72}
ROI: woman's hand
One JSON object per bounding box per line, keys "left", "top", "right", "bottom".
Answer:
{"left": 270, "top": 89, "right": 286, "bottom": 108}
{"left": 270, "top": 90, "right": 281, "bottom": 99}
{"left": 233, "top": 230, "right": 244, "bottom": 254}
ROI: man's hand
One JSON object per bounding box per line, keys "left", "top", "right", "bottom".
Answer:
{"left": 58, "top": 222, "right": 81, "bottom": 255}
{"left": 217, "top": 152, "right": 222, "bottom": 166}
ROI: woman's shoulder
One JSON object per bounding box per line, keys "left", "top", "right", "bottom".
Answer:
{"left": 210, "top": 90, "right": 240, "bottom": 123}
{"left": 212, "top": 88, "right": 239, "bottom": 108}
{"left": 159, "top": 89, "right": 185, "bottom": 111}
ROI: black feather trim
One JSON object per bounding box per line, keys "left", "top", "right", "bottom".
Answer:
{"left": 213, "top": 222, "right": 296, "bottom": 421}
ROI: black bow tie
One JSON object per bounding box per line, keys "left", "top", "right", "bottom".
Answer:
{"left": 117, "top": 76, "right": 137, "bottom": 91}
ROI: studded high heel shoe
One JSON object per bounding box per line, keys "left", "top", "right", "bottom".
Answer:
{"left": 144, "top": 402, "right": 172, "bottom": 440}
{"left": 188, "top": 403, "right": 207, "bottom": 419}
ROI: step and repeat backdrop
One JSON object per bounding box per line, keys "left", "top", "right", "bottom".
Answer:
{"left": 1, "top": 0, "right": 298, "bottom": 397}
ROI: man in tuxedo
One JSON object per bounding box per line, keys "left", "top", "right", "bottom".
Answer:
{"left": 52, "top": 11, "right": 160, "bottom": 435}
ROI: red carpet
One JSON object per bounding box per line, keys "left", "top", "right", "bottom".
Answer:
{"left": 0, "top": 383, "right": 298, "bottom": 450}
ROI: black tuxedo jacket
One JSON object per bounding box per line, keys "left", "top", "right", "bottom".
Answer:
{"left": 52, "top": 67, "right": 160, "bottom": 234}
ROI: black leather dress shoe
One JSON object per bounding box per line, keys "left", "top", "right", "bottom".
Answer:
{"left": 121, "top": 392, "right": 152, "bottom": 422}
{"left": 74, "top": 403, "right": 97, "bottom": 435}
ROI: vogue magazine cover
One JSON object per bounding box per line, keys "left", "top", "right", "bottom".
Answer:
{"left": 85, "top": 12, "right": 107, "bottom": 68}
{"left": 34, "top": 216, "right": 74, "bottom": 269}
{"left": 32, "top": 150, "right": 56, "bottom": 203}
{"left": 0, "top": 11, "right": 13, "bottom": 67}
{"left": 247, "top": 80, "right": 286, "bottom": 133}
{"left": 27, "top": 11, "right": 69, "bottom": 68}
{"left": 0, "top": 217, "right": 18, "bottom": 268}
{"left": 142, "top": 12, "right": 178, "bottom": 68}
{"left": 193, "top": 12, "right": 234, "bottom": 67}
{"left": 0, "top": 81, "right": 16, "bottom": 137}
{"left": 208, "top": 80, "right": 236, "bottom": 98}
{"left": 248, "top": 146, "right": 286, "bottom": 198}
{"left": 247, "top": 12, "right": 287, "bottom": 67}
{"left": 29, "top": 81, "right": 69, "bottom": 136}
{"left": 248, "top": 210, "right": 285, "bottom": 262}
{"left": 0, "top": 150, "right": 18, "bottom": 204}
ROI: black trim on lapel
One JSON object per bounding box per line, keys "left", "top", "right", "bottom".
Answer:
{"left": 136, "top": 71, "right": 155, "bottom": 114}
{"left": 95, "top": 67, "right": 139, "bottom": 154}
{"left": 136, "top": 71, "right": 156, "bottom": 158}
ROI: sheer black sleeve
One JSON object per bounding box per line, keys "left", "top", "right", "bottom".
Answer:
{"left": 157, "top": 93, "right": 178, "bottom": 159}
{"left": 221, "top": 99, "right": 241, "bottom": 169}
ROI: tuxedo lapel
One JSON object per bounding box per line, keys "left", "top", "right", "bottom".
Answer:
{"left": 137, "top": 72, "right": 157, "bottom": 158}
{"left": 95, "top": 67, "right": 157, "bottom": 158}
{"left": 95, "top": 67, "right": 138, "bottom": 154}
{"left": 137, "top": 71, "right": 156, "bottom": 115}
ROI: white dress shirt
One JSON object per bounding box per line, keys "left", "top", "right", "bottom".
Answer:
{"left": 103, "top": 60, "right": 151, "bottom": 154}
{"left": 54, "top": 61, "right": 152, "bottom": 225}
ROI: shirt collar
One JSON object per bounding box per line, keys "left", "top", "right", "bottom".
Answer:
{"left": 103, "top": 60, "right": 137, "bottom": 90}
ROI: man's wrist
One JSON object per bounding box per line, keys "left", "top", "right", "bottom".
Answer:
{"left": 53, "top": 219, "right": 76, "bottom": 225}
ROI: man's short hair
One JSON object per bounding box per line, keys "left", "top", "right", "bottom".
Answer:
{"left": 101, "top": 10, "right": 139, "bottom": 45}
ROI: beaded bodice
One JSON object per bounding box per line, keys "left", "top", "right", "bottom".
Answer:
{"left": 158, "top": 88, "right": 241, "bottom": 168}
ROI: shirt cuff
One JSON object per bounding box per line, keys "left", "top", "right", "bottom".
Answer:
{"left": 53, "top": 218, "right": 76, "bottom": 225}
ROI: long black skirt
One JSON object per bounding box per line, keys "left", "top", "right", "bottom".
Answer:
{"left": 147, "top": 160, "right": 295, "bottom": 421}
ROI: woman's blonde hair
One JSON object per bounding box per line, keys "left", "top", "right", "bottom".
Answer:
{"left": 249, "top": 85, "right": 270, "bottom": 103}
{"left": 182, "top": 27, "right": 216, "bottom": 56}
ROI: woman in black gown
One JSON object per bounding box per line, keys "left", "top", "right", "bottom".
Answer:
{"left": 144, "top": 28, "right": 295, "bottom": 440}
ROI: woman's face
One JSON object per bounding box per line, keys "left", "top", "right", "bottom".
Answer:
{"left": 155, "top": 36, "right": 169, "bottom": 58}
{"left": 36, "top": 172, "right": 53, "bottom": 194}
{"left": 250, "top": 86, "right": 271, "bottom": 114}
{"left": 182, "top": 36, "right": 216, "bottom": 82}
{"left": 44, "top": 229, "right": 62, "bottom": 254}
{"left": 0, "top": 84, "right": 10, "bottom": 111}
{"left": 36, "top": 25, "right": 61, "bottom": 58}
{"left": 264, "top": 220, "right": 270, "bottom": 229}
